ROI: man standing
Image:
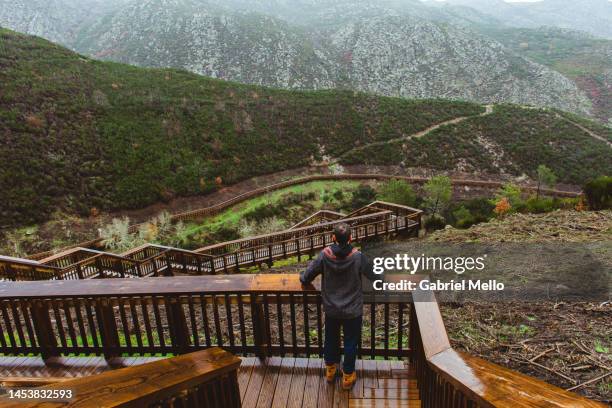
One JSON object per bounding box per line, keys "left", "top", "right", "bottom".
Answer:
{"left": 300, "top": 223, "right": 376, "bottom": 389}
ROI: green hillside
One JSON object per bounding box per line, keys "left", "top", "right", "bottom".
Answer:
{"left": 0, "top": 28, "right": 609, "bottom": 227}
{"left": 341, "top": 104, "right": 611, "bottom": 184}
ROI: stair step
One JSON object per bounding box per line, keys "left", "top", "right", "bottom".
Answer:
{"left": 361, "top": 388, "right": 419, "bottom": 400}
{"left": 349, "top": 399, "right": 421, "bottom": 407}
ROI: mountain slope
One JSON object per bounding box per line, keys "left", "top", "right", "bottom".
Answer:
{"left": 69, "top": 0, "right": 592, "bottom": 116}
{"left": 447, "top": 0, "right": 612, "bottom": 39}
{"left": 0, "top": 29, "right": 609, "bottom": 227}
{"left": 478, "top": 26, "right": 611, "bottom": 124}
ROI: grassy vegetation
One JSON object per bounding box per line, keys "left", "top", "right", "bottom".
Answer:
{"left": 177, "top": 180, "right": 363, "bottom": 247}
{"left": 0, "top": 28, "right": 485, "bottom": 227}
{"left": 342, "top": 105, "right": 611, "bottom": 185}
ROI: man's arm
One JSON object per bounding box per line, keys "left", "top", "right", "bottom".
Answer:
{"left": 300, "top": 252, "right": 324, "bottom": 284}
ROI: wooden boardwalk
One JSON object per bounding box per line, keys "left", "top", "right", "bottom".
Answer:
{"left": 0, "top": 356, "right": 419, "bottom": 407}
{"left": 238, "top": 357, "right": 419, "bottom": 408}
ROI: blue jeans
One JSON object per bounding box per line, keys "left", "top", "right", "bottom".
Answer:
{"left": 323, "top": 315, "right": 362, "bottom": 374}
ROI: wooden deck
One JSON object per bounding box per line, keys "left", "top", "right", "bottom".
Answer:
{"left": 238, "top": 357, "right": 419, "bottom": 408}
{"left": 0, "top": 356, "right": 418, "bottom": 407}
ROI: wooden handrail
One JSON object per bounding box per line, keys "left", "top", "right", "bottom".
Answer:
{"left": 0, "top": 348, "right": 242, "bottom": 408}
{"left": 289, "top": 209, "right": 346, "bottom": 229}
{"left": 0, "top": 275, "right": 605, "bottom": 405}
{"left": 195, "top": 209, "right": 395, "bottom": 253}
{"left": 0, "top": 274, "right": 413, "bottom": 360}
{"left": 411, "top": 289, "right": 606, "bottom": 407}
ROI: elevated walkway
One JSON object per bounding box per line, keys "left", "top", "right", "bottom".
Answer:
{"left": 0, "top": 201, "right": 422, "bottom": 281}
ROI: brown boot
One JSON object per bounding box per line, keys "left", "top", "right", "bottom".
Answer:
{"left": 325, "top": 364, "right": 337, "bottom": 382}
{"left": 342, "top": 370, "right": 357, "bottom": 390}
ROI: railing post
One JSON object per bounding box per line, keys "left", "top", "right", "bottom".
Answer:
{"left": 95, "top": 257, "right": 104, "bottom": 279}
{"left": 250, "top": 293, "right": 268, "bottom": 359}
{"left": 30, "top": 300, "right": 59, "bottom": 361}
{"left": 166, "top": 297, "right": 190, "bottom": 354}
{"left": 97, "top": 298, "right": 120, "bottom": 362}
{"left": 152, "top": 257, "right": 159, "bottom": 277}
{"left": 116, "top": 260, "right": 126, "bottom": 278}
{"left": 6, "top": 264, "right": 17, "bottom": 281}
{"left": 296, "top": 239, "right": 301, "bottom": 262}
{"left": 76, "top": 263, "right": 84, "bottom": 279}
{"left": 164, "top": 254, "right": 174, "bottom": 277}
{"left": 267, "top": 245, "right": 273, "bottom": 268}
{"left": 181, "top": 253, "right": 187, "bottom": 273}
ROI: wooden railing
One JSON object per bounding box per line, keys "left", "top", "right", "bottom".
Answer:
{"left": 0, "top": 275, "right": 604, "bottom": 406}
{"left": 0, "top": 274, "right": 413, "bottom": 361}
{"left": 409, "top": 289, "right": 606, "bottom": 407}
{"left": 0, "top": 348, "right": 241, "bottom": 408}
{"left": 289, "top": 209, "right": 346, "bottom": 229}
{"left": 0, "top": 256, "right": 61, "bottom": 281}
{"left": 1, "top": 203, "right": 422, "bottom": 281}
{"left": 26, "top": 173, "right": 579, "bottom": 261}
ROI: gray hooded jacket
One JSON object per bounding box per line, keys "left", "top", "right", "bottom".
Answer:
{"left": 300, "top": 244, "right": 377, "bottom": 319}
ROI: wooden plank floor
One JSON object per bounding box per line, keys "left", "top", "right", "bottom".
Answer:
{"left": 238, "top": 357, "right": 420, "bottom": 408}
{"left": 0, "top": 356, "right": 420, "bottom": 407}
{"left": 0, "top": 356, "right": 163, "bottom": 386}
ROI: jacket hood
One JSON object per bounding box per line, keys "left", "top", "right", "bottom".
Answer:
{"left": 329, "top": 243, "right": 354, "bottom": 259}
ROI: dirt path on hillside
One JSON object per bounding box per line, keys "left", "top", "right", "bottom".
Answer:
{"left": 557, "top": 114, "right": 612, "bottom": 148}
{"left": 334, "top": 105, "right": 494, "bottom": 161}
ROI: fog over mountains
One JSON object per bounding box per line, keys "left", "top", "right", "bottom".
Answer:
{"left": 1, "top": 0, "right": 610, "bottom": 120}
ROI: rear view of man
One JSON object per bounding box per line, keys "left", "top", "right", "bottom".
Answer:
{"left": 300, "top": 223, "right": 376, "bottom": 389}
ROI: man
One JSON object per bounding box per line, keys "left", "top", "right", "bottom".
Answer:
{"left": 300, "top": 223, "right": 376, "bottom": 390}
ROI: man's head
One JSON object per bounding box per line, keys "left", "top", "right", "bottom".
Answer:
{"left": 333, "top": 223, "right": 351, "bottom": 245}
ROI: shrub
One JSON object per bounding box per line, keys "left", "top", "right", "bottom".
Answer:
{"left": 239, "top": 216, "right": 287, "bottom": 237}
{"left": 492, "top": 183, "right": 523, "bottom": 209}
{"left": 378, "top": 179, "right": 417, "bottom": 207}
{"left": 525, "top": 197, "right": 555, "bottom": 213}
{"left": 583, "top": 176, "right": 612, "bottom": 210}
{"left": 100, "top": 217, "right": 143, "bottom": 251}
{"left": 424, "top": 215, "right": 446, "bottom": 231}
{"left": 462, "top": 198, "right": 494, "bottom": 223}
{"left": 351, "top": 184, "right": 377, "bottom": 209}
{"left": 493, "top": 198, "right": 511, "bottom": 217}
{"left": 452, "top": 206, "right": 477, "bottom": 228}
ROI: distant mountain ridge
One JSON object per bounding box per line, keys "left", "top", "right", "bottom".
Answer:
{"left": 66, "top": 0, "right": 592, "bottom": 115}
{"left": 445, "top": 0, "right": 612, "bottom": 39}
{"left": 0, "top": 0, "right": 608, "bottom": 119}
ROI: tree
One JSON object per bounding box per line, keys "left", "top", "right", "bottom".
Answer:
{"left": 378, "top": 179, "right": 417, "bottom": 207}
{"left": 536, "top": 165, "right": 557, "bottom": 198}
{"left": 423, "top": 176, "right": 452, "bottom": 217}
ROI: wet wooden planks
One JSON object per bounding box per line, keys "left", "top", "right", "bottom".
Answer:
{"left": 238, "top": 357, "right": 420, "bottom": 408}
{"left": 0, "top": 355, "right": 163, "bottom": 387}
{"left": 0, "top": 356, "right": 419, "bottom": 407}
